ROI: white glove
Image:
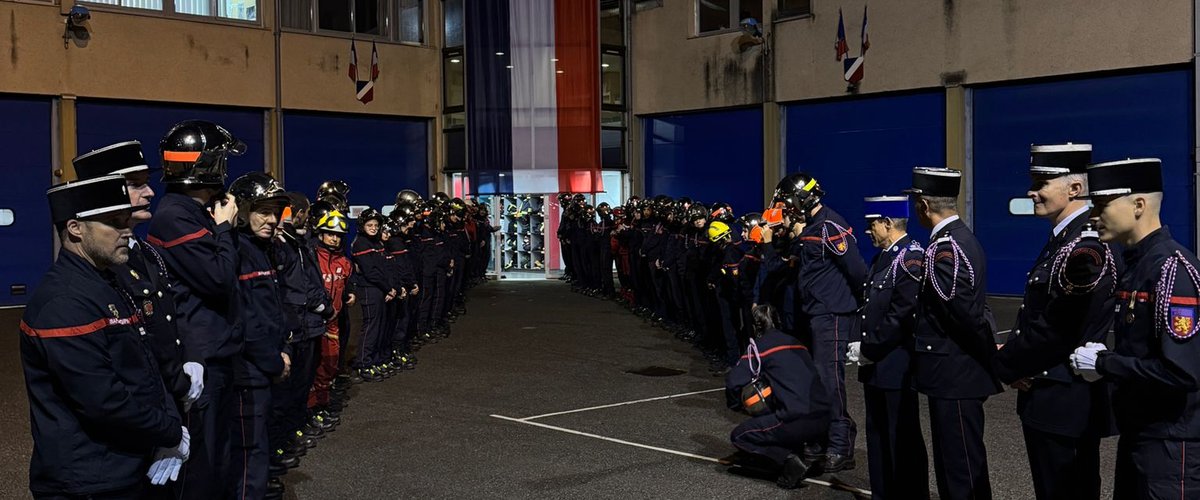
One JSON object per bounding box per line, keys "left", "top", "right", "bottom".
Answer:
{"left": 846, "top": 342, "right": 870, "bottom": 366}
{"left": 182, "top": 362, "right": 204, "bottom": 412}
{"left": 147, "top": 426, "right": 190, "bottom": 485}
{"left": 1070, "top": 342, "right": 1107, "bottom": 382}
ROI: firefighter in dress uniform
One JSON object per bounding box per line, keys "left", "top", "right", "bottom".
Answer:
{"left": 904, "top": 167, "right": 1002, "bottom": 500}
{"left": 991, "top": 144, "right": 1118, "bottom": 500}
{"left": 847, "top": 195, "right": 931, "bottom": 499}
{"left": 23, "top": 175, "right": 188, "bottom": 498}
{"left": 1071, "top": 158, "right": 1200, "bottom": 498}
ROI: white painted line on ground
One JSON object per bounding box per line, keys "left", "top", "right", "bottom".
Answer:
{"left": 517, "top": 388, "right": 725, "bottom": 421}
{"left": 489, "top": 414, "right": 872, "bottom": 496}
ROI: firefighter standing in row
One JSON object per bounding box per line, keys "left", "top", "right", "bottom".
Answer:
{"left": 23, "top": 175, "right": 189, "bottom": 498}
{"left": 1072, "top": 158, "right": 1200, "bottom": 497}
{"left": 905, "top": 167, "right": 1002, "bottom": 499}
{"left": 847, "top": 195, "right": 930, "bottom": 499}
{"left": 992, "top": 144, "right": 1118, "bottom": 500}
{"left": 147, "top": 120, "right": 246, "bottom": 500}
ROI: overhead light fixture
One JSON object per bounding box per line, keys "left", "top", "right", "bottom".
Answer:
{"left": 496, "top": 51, "right": 505, "bottom": 56}
{"left": 601, "top": 63, "right": 610, "bottom": 68}
{"left": 450, "top": 58, "right": 461, "bottom": 63}
{"left": 551, "top": 58, "right": 559, "bottom": 62}
{"left": 556, "top": 70, "right": 564, "bottom": 74}
{"left": 506, "top": 65, "right": 513, "bottom": 69}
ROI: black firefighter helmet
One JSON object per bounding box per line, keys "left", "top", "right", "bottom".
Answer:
{"left": 160, "top": 120, "right": 246, "bottom": 187}
{"left": 774, "top": 172, "right": 824, "bottom": 219}
{"left": 227, "top": 172, "right": 289, "bottom": 227}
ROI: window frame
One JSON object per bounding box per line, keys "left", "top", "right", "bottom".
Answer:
{"left": 694, "top": 0, "right": 762, "bottom": 37}
{"left": 77, "top": 0, "right": 263, "bottom": 26}
{"left": 280, "top": 0, "right": 429, "bottom": 46}
{"left": 776, "top": 0, "right": 813, "bottom": 20}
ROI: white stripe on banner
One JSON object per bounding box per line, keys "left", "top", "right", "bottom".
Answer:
{"left": 509, "top": 0, "right": 560, "bottom": 194}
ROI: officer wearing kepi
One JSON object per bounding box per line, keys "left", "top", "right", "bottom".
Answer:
{"left": 146, "top": 120, "right": 245, "bottom": 499}
{"left": 23, "top": 175, "right": 188, "bottom": 498}
{"left": 991, "top": 144, "right": 1117, "bottom": 500}
{"left": 905, "top": 167, "right": 1002, "bottom": 500}
{"left": 847, "top": 195, "right": 930, "bottom": 500}
{"left": 1071, "top": 158, "right": 1200, "bottom": 497}
{"left": 71, "top": 141, "right": 205, "bottom": 421}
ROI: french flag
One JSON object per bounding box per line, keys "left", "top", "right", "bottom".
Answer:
{"left": 465, "top": 0, "right": 603, "bottom": 195}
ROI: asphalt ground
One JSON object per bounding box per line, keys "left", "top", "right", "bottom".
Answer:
{"left": 0, "top": 284, "right": 1118, "bottom": 499}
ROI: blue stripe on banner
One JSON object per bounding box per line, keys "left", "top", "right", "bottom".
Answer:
{"left": 466, "top": 0, "right": 514, "bottom": 195}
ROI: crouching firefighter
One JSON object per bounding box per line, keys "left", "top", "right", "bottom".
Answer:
{"left": 726, "top": 304, "right": 831, "bottom": 490}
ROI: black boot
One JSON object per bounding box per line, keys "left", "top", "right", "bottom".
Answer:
{"left": 776, "top": 454, "right": 809, "bottom": 489}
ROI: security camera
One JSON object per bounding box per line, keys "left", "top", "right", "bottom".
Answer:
{"left": 62, "top": 5, "right": 91, "bottom": 47}
{"left": 66, "top": 5, "right": 91, "bottom": 24}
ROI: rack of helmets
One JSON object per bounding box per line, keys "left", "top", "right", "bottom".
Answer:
{"left": 495, "top": 195, "right": 546, "bottom": 273}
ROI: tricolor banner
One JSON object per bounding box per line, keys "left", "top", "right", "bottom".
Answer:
{"left": 465, "top": 0, "right": 603, "bottom": 195}
{"left": 348, "top": 40, "right": 379, "bottom": 104}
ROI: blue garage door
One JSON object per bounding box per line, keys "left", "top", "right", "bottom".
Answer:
{"left": 0, "top": 96, "right": 53, "bottom": 306}
{"left": 76, "top": 100, "right": 267, "bottom": 214}
{"left": 973, "top": 68, "right": 1194, "bottom": 295}
{"left": 283, "top": 112, "right": 429, "bottom": 211}
{"left": 784, "top": 90, "right": 946, "bottom": 259}
{"left": 644, "top": 108, "right": 764, "bottom": 215}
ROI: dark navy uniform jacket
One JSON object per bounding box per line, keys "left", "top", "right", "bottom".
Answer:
{"left": 352, "top": 234, "right": 391, "bottom": 293}
{"left": 21, "top": 250, "right": 182, "bottom": 496}
{"left": 275, "top": 224, "right": 332, "bottom": 342}
{"left": 148, "top": 192, "right": 242, "bottom": 363}
{"left": 709, "top": 241, "right": 745, "bottom": 298}
{"left": 859, "top": 235, "right": 923, "bottom": 390}
{"left": 445, "top": 224, "right": 470, "bottom": 268}
{"left": 234, "top": 231, "right": 289, "bottom": 387}
{"left": 912, "top": 217, "right": 1004, "bottom": 399}
{"left": 734, "top": 240, "right": 762, "bottom": 304}
{"left": 1097, "top": 227, "right": 1200, "bottom": 439}
{"left": 414, "top": 225, "right": 449, "bottom": 273}
{"left": 725, "top": 328, "right": 830, "bottom": 423}
{"left": 992, "top": 212, "right": 1118, "bottom": 438}
{"left": 386, "top": 235, "right": 419, "bottom": 291}
{"left": 113, "top": 237, "right": 192, "bottom": 401}
{"left": 793, "top": 207, "right": 867, "bottom": 316}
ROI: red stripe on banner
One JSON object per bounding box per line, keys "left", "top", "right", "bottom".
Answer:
{"left": 554, "top": 0, "right": 602, "bottom": 193}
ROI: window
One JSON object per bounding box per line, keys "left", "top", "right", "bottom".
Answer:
{"left": 284, "top": 0, "right": 426, "bottom": 43}
{"left": 443, "top": 51, "right": 465, "bottom": 109}
{"left": 600, "top": 0, "right": 622, "bottom": 46}
{"left": 444, "top": 0, "right": 464, "bottom": 47}
{"left": 778, "top": 0, "right": 812, "bottom": 18}
{"left": 82, "top": 0, "right": 254, "bottom": 20}
{"left": 696, "top": 0, "right": 761, "bottom": 35}
{"left": 601, "top": 52, "right": 624, "bottom": 107}
{"left": 443, "top": 0, "right": 465, "bottom": 173}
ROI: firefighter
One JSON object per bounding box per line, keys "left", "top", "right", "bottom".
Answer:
{"left": 24, "top": 175, "right": 187, "bottom": 498}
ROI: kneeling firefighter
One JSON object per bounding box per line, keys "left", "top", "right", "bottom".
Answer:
{"left": 725, "top": 304, "right": 830, "bottom": 489}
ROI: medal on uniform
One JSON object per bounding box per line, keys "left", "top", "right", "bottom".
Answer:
{"left": 129, "top": 269, "right": 140, "bottom": 280}
{"left": 108, "top": 304, "right": 120, "bottom": 318}
{"left": 1126, "top": 291, "right": 1137, "bottom": 323}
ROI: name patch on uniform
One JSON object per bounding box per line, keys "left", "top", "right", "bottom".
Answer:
{"left": 1170, "top": 306, "right": 1196, "bottom": 339}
